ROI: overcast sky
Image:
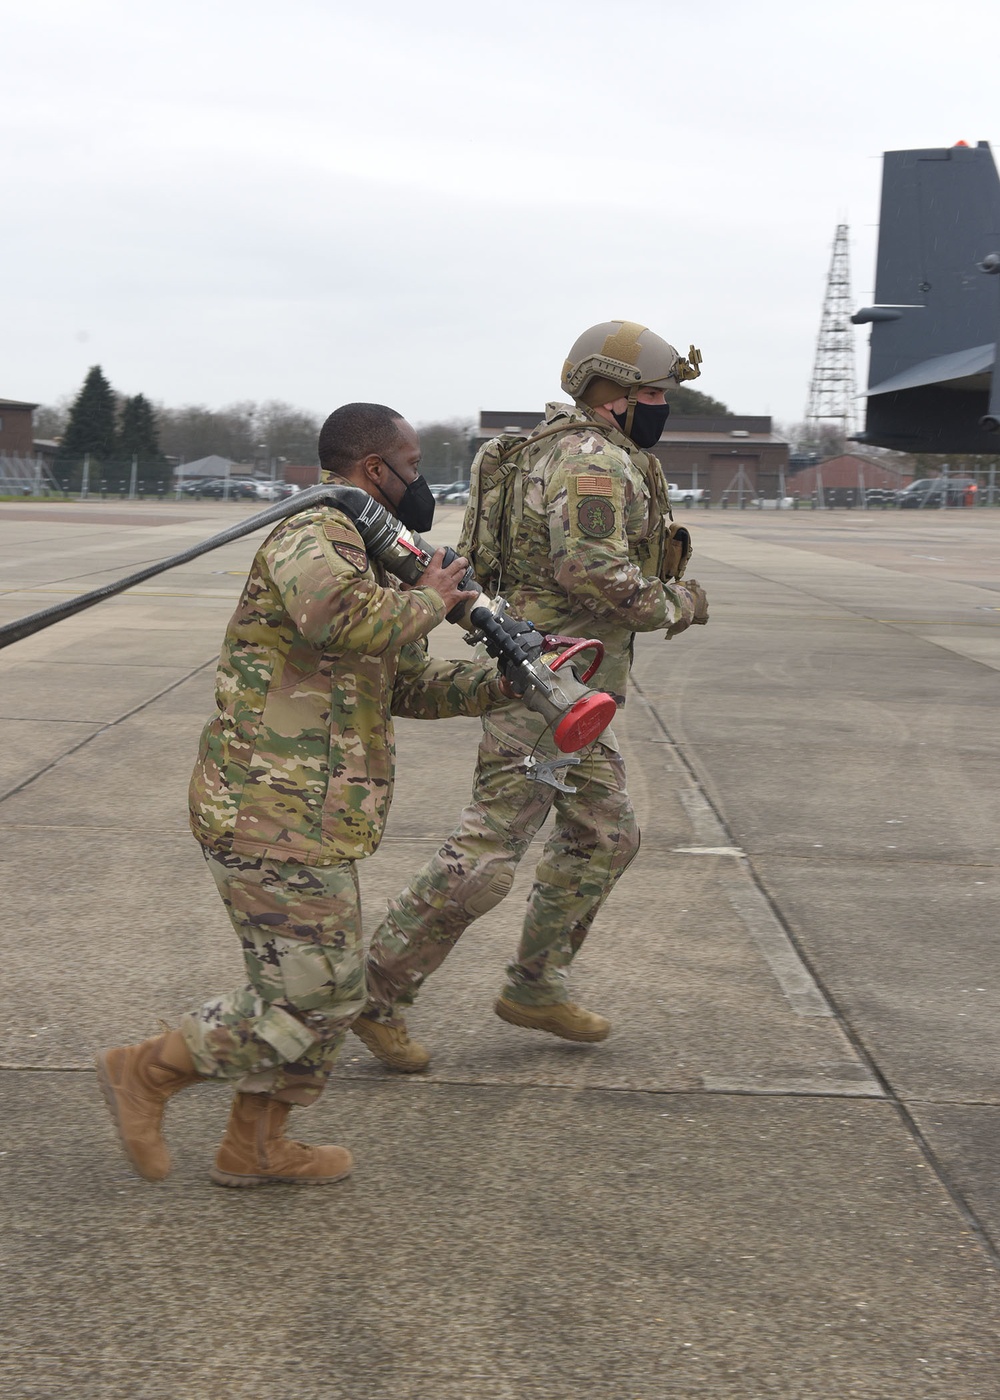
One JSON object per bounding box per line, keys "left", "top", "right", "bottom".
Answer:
{"left": 5, "top": 0, "right": 998, "bottom": 433}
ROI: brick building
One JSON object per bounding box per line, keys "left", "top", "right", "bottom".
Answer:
{"left": 788, "top": 453, "right": 913, "bottom": 499}
{"left": 648, "top": 416, "right": 788, "bottom": 501}
{"left": 283, "top": 462, "right": 322, "bottom": 488}
{"left": 0, "top": 398, "right": 38, "bottom": 457}
{"left": 477, "top": 411, "right": 789, "bottom": 501}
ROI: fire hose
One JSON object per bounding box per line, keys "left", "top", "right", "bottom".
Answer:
{"left": 0, "top": 484, "right": 617, "bottom": 752}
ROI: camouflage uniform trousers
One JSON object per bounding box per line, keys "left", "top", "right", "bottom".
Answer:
{"left": 365, "top": 728, "right": 640, "bottom": 1014}
{"left": 180, "top": 850, "right": 367, "bottom": 1105}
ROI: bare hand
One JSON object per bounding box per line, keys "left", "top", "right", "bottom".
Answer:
{"left": 420, "top": 548, "right": 478, "bottom": 614}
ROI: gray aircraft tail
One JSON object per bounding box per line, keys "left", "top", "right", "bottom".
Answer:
{"left": 852, "top": 141, "right": 1000, "bottom": 453}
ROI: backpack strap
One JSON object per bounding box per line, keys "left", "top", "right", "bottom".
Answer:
{"left": 498, "top": 415, "right": 615, "bottom": 466}
{"left": 495, "top": 419, "right": 618, "bottom": 582}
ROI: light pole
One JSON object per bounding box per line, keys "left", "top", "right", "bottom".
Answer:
{"left": 442, "top": 441, "right": 452, "bottom": 481}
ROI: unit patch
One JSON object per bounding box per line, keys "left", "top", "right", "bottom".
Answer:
{"left": 323, "top": 521, "right": 368, "bottom": 572}
{"left": 577, "top": 497, "right": 616, "bottom": 538}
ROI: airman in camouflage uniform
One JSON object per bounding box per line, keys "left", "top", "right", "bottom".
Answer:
{"left": 96, "top": 403, "right": 509, "bottom": 1187}
{"left": 356, "top": 322, "right": 709, "bottom": 1069}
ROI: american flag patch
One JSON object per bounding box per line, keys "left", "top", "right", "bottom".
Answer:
{"left": 576, "top": 475, "right": 613, "bottom": 496}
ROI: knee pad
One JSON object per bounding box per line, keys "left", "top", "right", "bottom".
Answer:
{"left": 463, "top": 867, "right": 515, "bottom": 918}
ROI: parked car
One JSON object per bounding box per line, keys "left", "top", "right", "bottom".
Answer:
{"left": 666, "top": 481, "right": 706, "bottom": 507}
{"left": 441, "top": 481, "right": 470, "bottom": 505}
{"left": 861, "top": 487, "right": 897, "bottom": 508}
{"left": 427, "top": 482, "right": 457, "bottom": 500}
{"left": 179, "top": 477, "right": 258, "bottom": 500}
{"left": 897, "top": 476, "right": 977, "bottom": 508}
{"left": 251, "top": 481, "right": 302, "bottom": 501}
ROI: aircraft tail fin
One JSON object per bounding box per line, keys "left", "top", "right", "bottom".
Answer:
{"left": 852, "top": 141, "right": 1000, "bottom": 452}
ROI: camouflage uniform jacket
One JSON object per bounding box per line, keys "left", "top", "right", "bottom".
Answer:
{"left": 486, "top": 401, "right": 692, "bottom": 752}
{"left": 190, "top": 493, "right": 506, "bottom": 865}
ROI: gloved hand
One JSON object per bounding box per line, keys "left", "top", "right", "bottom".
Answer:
{"left": 473, "top": 612, "right": 541, "bottom": 695}
{"left": 665, "top": 579, "right": 709, "bottom": 639}
{"left": 497, "top": 629, "right": 542, "bottom": 694}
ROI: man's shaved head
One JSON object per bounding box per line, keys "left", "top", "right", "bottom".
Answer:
{"left": 318, "top": 403, "right": 405, "bottom": 476}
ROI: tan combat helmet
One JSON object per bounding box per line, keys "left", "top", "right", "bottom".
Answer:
{"left": 561, "top": 320, "right": 702, "bottom": 411}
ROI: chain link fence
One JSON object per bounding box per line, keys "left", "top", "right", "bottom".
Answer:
{"left": 2, "top": 455, "right": 188, "bottom": 501}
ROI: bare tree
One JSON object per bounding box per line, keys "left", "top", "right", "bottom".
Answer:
{"left": 253, "top": 401, "right": 321, "bottom": 465}
{"left": 154, "top": 400, "right": 321, "bottom": 467}
{"left": 154, "top": 402, "right": 254, "bottom": 464}
{"left": 779, "top": 420, "right": 849, "bottom": 458}
{"left": 33, "top": 396, "right": 73, "bottom": 441}
{"left": 415, "top": 418, "right": 476, "bottom": 482}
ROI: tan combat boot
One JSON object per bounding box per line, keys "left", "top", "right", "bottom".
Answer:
{"left": 95, "top": 1029, "right": 205, "bottom": 1181}
{"left": 350, "top": 1013, "right": 430, "bottom": 1072}
{"left": 494, "top": 995, "right": 611, "bottom": 1043}
{"left": 210, "top": 1093, "right": 353, "bottom": 1188}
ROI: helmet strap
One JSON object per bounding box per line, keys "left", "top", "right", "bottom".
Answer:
{"left": 620, "top": 388, "right": 638, "bottom": 440}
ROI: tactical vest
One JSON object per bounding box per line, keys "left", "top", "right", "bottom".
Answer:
{"left": 457, "top": 416, "right": 692, "bottom": 595}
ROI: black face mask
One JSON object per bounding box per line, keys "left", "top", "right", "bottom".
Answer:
{"left": 380, "top": 458, "right": 436, "bottom": 533}
{"left": 612, "top": 399, "right": 670, "bottom": 450}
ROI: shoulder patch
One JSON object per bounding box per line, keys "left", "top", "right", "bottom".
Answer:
{"left": 323, "top": 520, "right": 363, "bottom": 545}
{"left": 323, "top": 520, "right": 368, "bottom": 572}
{"left": 576, "top": 474, "right": 614, "bottom": 496}
{"left": 576, "top": 497, "right": 616, "bottom": 539}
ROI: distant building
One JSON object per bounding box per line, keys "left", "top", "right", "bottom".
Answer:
{"left": 283, "top": 462, "right": 322, "bottom": 488}
{"left": 0, "top": 398, "right": 38, "bottom": 457}
{"left": 789, "top": 453, "right": 913, "bottom": 499}
{"left": 477, "top": 412, "right": 541, "bottom": 440}
{"left": 0, "top": 398, "right": 55, "bottom": 494}
{"left": 476, "top": 411, "right": 789, "bottom": 501}
{"left": 174, "top": 454, "right": 242, "bottom": 480}
{"left": 32, "top": 439, "right": 60, "bottom": 467}
{"left": 174, "top": 455, "right": 320, "bottom": 488}
{"left": 648, "top": 416, "right": 788, "bottom": 501}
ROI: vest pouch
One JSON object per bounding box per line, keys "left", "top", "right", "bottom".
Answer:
{"left": 661, "top": 522, "right": 692, "bottom": 581}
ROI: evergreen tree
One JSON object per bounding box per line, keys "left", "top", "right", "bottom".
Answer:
{"left": 56, "top": 366, "right": 117, "bottom": 490}
{"left": 665, "top": 385, "right": 731, "bottom": 416}
{"left": 116, "top": 394, "right": 170, "bottom": 489}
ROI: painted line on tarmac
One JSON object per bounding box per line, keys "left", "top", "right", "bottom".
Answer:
{"left": 639, "top": 696, "right": 883, "bottom": 1096}
{"left": 674, "top": 759, "right": 835, "bottom": 1019}
{"left": 672, "top": 845, "right": 744, "bottom": 856}
{"left": 723, "top": 876, "right": 835, "bottom": 1019}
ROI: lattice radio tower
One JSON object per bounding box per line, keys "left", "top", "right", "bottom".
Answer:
{"left": 804, "top": 223, "right": 858, "bottom": 442}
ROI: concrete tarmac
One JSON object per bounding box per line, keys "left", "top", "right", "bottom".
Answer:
{"left": 1, "top": 499, "right": 998, "bottom": 1399}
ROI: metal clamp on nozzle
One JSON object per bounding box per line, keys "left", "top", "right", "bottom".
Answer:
{"left": 524, "top": 754, "right": 582, "bottom": 794}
